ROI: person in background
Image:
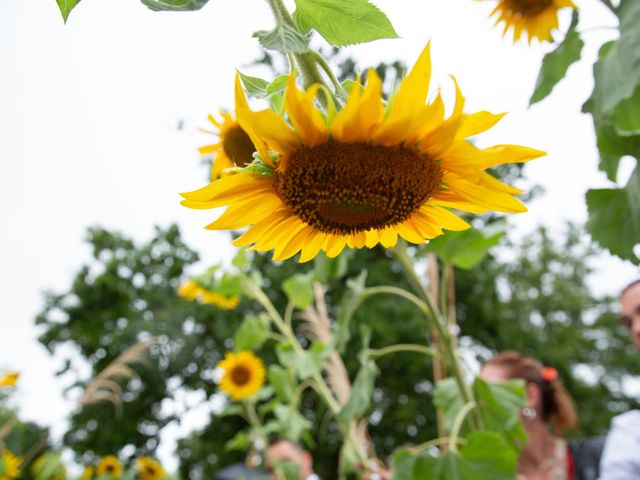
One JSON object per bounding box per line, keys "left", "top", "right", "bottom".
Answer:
{"left": 481, "top": 351, "right": 579, "bottom": 480}
{"left": 599, "top": 279, "right": 640, "bottom": 479}
{"left": 265, "top": 440, "right": 319, "bottom": 480}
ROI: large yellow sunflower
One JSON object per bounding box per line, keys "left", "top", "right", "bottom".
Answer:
{"left": 177, "top": 280, "right": 240, "bottom": 310}
{"left": 96, "top": 456, "right": 122, "bottom": 480}
{"left": 218, "top": 351, "right": 265, "bottom": 401}
{"left": 136, "top": 457, "right": 166, "bottom": 480}
{"left": 0, "top": 450, "right": 21, "bottom": 480}
{"left": 181, "top": 43, "right": 544, "bottom": 262}
{"left": 489, "top": 0, "right": 576, "bottom": 43}
{"left": 199, "top": 112, "right": 256, "bottom": 180}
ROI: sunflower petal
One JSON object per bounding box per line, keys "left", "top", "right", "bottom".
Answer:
{"left": 284, "top": 75, "right": 328, "bottom": 147}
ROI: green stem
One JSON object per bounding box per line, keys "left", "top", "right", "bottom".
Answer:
{"left": 369, "top": 343, "right": 438, "bottom": 359}
{"left": 284, "top": 301, "right": 295, "bottom": 329}
{"left": 599, "top": 0, "right": 617, "bottom": 15}
{"left": 448, "top": 401, "right": 476, "bottom": 453}
{"left": 311, "top": 51, "right": 348, "bottom": 100}
{"left": 244, "top": 399, "right": 269, "bottom": 453}
{"left": 411, "top": 436, "right": 467, "bottom": 454}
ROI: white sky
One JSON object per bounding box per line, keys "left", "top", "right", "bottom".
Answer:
{"left": 0, "top": 0, "right": 638, "bottom": 470}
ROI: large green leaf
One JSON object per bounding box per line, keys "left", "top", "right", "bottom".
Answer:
{"left": 273, "top": 405, "right": 312, "bottom": 442}
{"left": 590, "top": 1, "right": 640, "bottom": 117}
{"left": 268, "top": 365, "right": 297, "bottom": 402}
{"left": 613, "top": 84, "right": 640, "bottom": 136}
{"left": 253, "top": 24, "right": 310, "bottom": 54}
{"left": 595, "top": 122, "right": 640, "bottom": 181}
{"left": 530, "top": 11, "right": 583, "bottom": 105}
{"left": 586, "top": 167, "right": 640, "bottom": 264}
{"left": 276, "top": 341, "right": 330, "bottom": 380}
{"left": 234, "top": 314, "right": 271, "bottom": 351}
{"left": 140, "top": 0, "right": 209, "bottom": 11}
{"left": 393, "top": 432, "right": 518, "bottom": 480}
{"left": 282, "top": 272, "right": 315, "bottom": 309}
{"left": 55, "top": 0, "right": 81, "bottom": 23}
{"left": 426, "top": 220, "right": 506, "bottom": 269}
{"left": 292, "top": 0, "right": 398, "bottom": 47}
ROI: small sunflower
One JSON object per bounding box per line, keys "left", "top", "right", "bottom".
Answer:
{"left": 177, "top": 280, "right": 240, "bottom": 310}
{"left": 81, "top": 466, "right": 94, "bottom": 480}
{"left": 218, "top": 351, "right": 265, "bottom": 401}
{"left": 199, "top": 112, "right": 256, "bottom": 180}
{"left": 136, "top": 457, "right": 166, "bottom": 480}
{"left": 181, "top": 43, "right": 544, "bottom": 262}
{"left": 0, "top": 372, "right": 19, "bottom": 388}
{"left": 0, "top": 450, "right": 21, "bottom": 480}
{"left": 489, "top": 0, "right": 576, "bottom": 43}
{"left": 96, "top": 456, "right": 122, "bottom": 480}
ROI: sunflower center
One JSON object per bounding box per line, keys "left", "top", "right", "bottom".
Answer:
{"left": 230, "top": 365, "right": 251, "bottom": 386}
{"left": 223, "top": 126, "right": 255, "bottom": 167}
{"left": 274, "top": 142, "right": 442, "bottom": 235}
{"left": 106, "top": 466, "right": 115, "bottom": 473}
{"left": 508, "top": 0, "right": 552, "bottom": 16}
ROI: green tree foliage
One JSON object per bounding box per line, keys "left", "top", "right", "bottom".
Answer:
{"left": 36, "top": 222, "right": 638, "bottom": 476}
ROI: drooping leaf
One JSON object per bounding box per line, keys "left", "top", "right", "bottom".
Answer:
{"left": 594, "top": 122, "right": 640, "bottom": 181}
{"left": 590, "top": 1, "right": 640, "bottom": 117}
{"left": 268, "top": 365, "right": 297, "bottom": 402}
{"left": 56, "top": 0, "right": 81, "bottom": 23}
{"left": 253, "top": 24, "right": 310, "bottom": 54}
{"left": 426, "top": 220, "right": 506, "bottom": 269}
{"left": 292, "top": 0, "right": 398, "bottom": 47}
{"left": 586, "top": 168, "right": 640, "bottom": 264}
{"left": 225, "top": 431, "right": 250, "bottom": 451}
{"left": 530, "top": 11, "right": 583, "bottom": 104}
{"left": 234, "top": 314, "right": 271, "bottom": 351}
{"left": 271, "top": 460, "right": 303, "bottom": 480}
{"left": 238, "top": 72, "right": 270, "bottom": 98}
{"left": 140, "top": 0, "right": 209, "bottom": 11}
{"left": 282, "top": 272, "right": 316, "bottom": 309}
{"left": 266, "top": 75, "right": 289, "bottom": 96}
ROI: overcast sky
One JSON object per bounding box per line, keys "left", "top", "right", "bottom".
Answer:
{"left": 0, "top": 0, "right": 637, "bottom": 470}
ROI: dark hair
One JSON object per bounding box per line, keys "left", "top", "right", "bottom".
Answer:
{"left": 482, "top": 351, "right": 578, "bottom": 435}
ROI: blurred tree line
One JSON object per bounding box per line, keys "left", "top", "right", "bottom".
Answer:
{"left": 35, "top": 221, "right": 639, "bottom": 478}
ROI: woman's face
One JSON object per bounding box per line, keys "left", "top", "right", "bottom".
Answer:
{"left": 479, "top": 364, "right": 510, "bottom": 383}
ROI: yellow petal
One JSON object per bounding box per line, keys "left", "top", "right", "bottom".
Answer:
{"left": 180, "top": 173, "right": 272, "bottom": 204}
{"left": 365, "top": 229, "right": 380, "bottom": 248}
{"left": 397, "top": 221, "right": 426, "bottom": 244}
{"left": 324, "top": 235, "right": 347, "bottom": 258}
{"left": 232, "top": 209, "right": 290, "bottom": 247}
{"left": 332, "top": 70, "right": 384, "bottom": 142}
{"left": 206, "top": 194, "right": 284, "bottom": 230}
{"left": 299, "top": 230, "right": 328, "bottom": 263}
{"left": 284, "top": 75, "right": 328, "bottom": 147}
{"left": 389, "top": 42, "right": 432, "bottom": 120}
{"left": 456, "top": 111, "right": 506, "bottom": 139}
{"left": 379, "top": 226, "right": 398, "bottom": 248}
{"left": 419, "top": 205, "right": 470, "bottom": 231}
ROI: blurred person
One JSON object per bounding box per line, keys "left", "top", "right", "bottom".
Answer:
{"left": 265, "top": 440, "right": 318, "bottom": 480}
{"left": 599, "top": 280, "right": 640, "bottom": 479}
{"left": 481, "top": 351, "right": 580, "bottom": 480}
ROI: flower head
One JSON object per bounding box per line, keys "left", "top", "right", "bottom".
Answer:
{"left": 96, "top": 456, "right": 122, "bottom": 480}
{"left": 0, "top": 372, "right": 19, "bottom": 388}
{"left": 489, "top": 0, "right": 576, "bottom": 43}
{"left": 199, "top": 112, "right": 256, "bottom": 180}
{"left": 218, "top": 351, "right": 265, "bottom": 401}
{"left": 182, "top": 43, "right": 544, "bottom": 262}
{"left": 177, "top": 280, "right": 240, "bottom": 310}
{"left": 0, "top": 450, "right": 21, "bottom": 480}
{"left": 136, "top": 457, "right": 166, "bottom": 480}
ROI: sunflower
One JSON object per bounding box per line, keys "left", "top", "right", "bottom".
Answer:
{"left": 96, "top": 456, "right": 122, "bottom": 480}
{"left": 0, "top": 372, "right": 19, "bottom": 388}
{"left": 136, "top": 457, "right": 166, "bottom": 480}
{"left": 218, "top": 351, "right": 265, "bottom": 401}
{"left": 0, "top": 450, "right": 21, "bottom": 480}
{"left": 488, "top": 0, "right": 576, "bottom": 43}
{"left": 199, "top": 112, "right": 256, "bottom": 180}
{"left": 181, "top": 43, "right": 544, "bottom": 262}
{"left": 177, "top": 280, "right": 240, "bottom": 310}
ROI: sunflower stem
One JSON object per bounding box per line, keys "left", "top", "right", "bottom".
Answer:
{"left": 244, "top": 399, "right": 269, "bottom": 456}
{"left": 369, "top": 343, "right": 438, "bottom": 359}
{"left": 598, "top": 0, "right": 617, "bottom": 15}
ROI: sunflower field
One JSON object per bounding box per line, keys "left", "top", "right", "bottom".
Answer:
{"left": 1, "top": 0, "right": 639, "bottom": 479}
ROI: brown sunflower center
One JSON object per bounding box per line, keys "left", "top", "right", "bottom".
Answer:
{"left": 105, "top": 466, "right": 115, "bottom": 473}
{"left": 274, "top": 142, "right": 442, "bottom": 235}
{"left": 145, "top": 466, "right": 157, "bottom": 475}
{"left": 230, "top": 365, "right": 251, "bottom": 386}
{"left": 223, "top": 126, "right": 255, "bottom": 166}
{"left": 508, "top": 0, "right": 553, "bottom": 16}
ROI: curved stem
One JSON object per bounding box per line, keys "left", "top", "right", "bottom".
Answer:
{"left": 284, "top": 301, "right": 295, "bottom": 329}
{"left": 311, "top": 51, "right": 348, "bottom": 100}
{"left": 599, "top": 0, "right": 617, "bottom": 15}
{"left": 411, "top": 436, "right": 466, "bottom": 454}
{"left": 448, "top": 401, "right": 476, "bottom": 453}
{"left": 244, "top": 399, "right": 268, "bottom": 453}
{"left": 369, "top": 343, "right": 438, "bottom": 359}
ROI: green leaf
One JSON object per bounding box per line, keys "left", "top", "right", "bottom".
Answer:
{"left": 267, "top": 75, "right": 289, "bottom": 96}
{"left": 594, "top": 121, "right": 640, "bottom": 181}
{"left": 292, "top": 0, "right": 398, "bottom": 47}
{"left": 56, "top": 0, "right": 81, "bottom": 23}
{"left": 234, "top": 314, "right": 271, "bottom": 351}
{"left": 530, "top": 11, "right": 583, "bottom": 105}
{"left": 140, "top": 0, "right": 209, "bottom": 11}
{"left": 426, "top": 220, "right": 506, "bottom": 269}
{"left": 433, "top": 378, "right": 465, "bottom": 432}
{"left": 231, "top": 249, "right": 250, "bottom": 269}
{"left": 253, "top": 24, "right": 310, "bottom": 54}
{"left": 276, "top": 341, "right": 330, "bottom": 379}
{"left": 269, "top": 93, "right": 285, "bottom": 114}
{"left": 238, "top": 72, "right": 269, "bottom": 98}
{"left": 225, "top": 430, "right": 251, "bottom": 451}
{"left": 613, "top": 84, "right": 640, "bottom": 136}
{"left": 268, "top": 365, "right": 297, "bottom": 402}
{"left": 271, "top": 460, "right": 303, "bottom": 480}
{"left": 282, "top": 272, "right": 315, "bottom": 309}
{"left": 394, "top": 432, "right": 518, "bottom": 480}
{"left": 273, "top": 405, "right": 312, "bottom": 442}
{"left": 216, "top": 273, "right": 244, "bottom": 297}
{"left": 590, "top": 1, "right": 640, "bottom": 116}
{"left": 586, "top": 168, "right": 640, "bottom": 264}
